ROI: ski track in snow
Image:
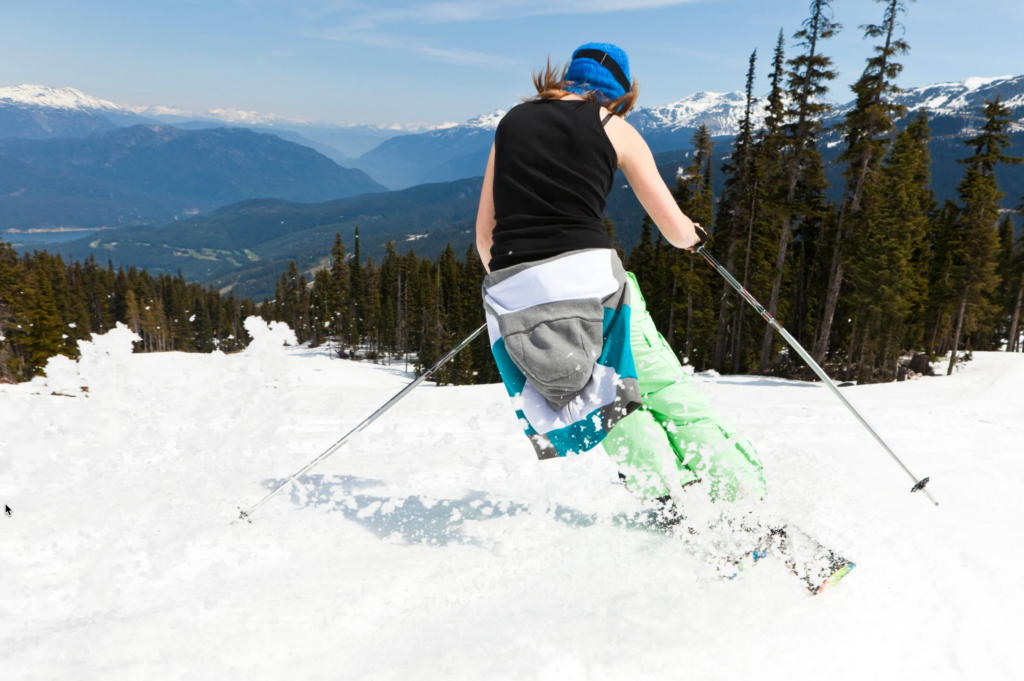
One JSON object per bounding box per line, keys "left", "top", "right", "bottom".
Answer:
{"left": 0, "top": 322, "right": 1019, "bottom": 679}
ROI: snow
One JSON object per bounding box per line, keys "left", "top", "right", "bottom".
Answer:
{"left": 961, "top": 75, "right": 1014, "bottom": 91}
{"left": 464, "top": 109, "right": 507, "bottom": 129}
{"left": 1, "top": 320, "right": 1020, "bottom": 678}
{"left": 630, "top": 91, "right": 767, "bottom": 137}
{"left": 891, "top": 75, "right": 1023, "bottom": 116}
{"left": 0, "top": 84, "right": 456, "bottom": 132}
{"left": 123, "top": 103, "right": 192, "bottom": 118}
{"left": 0, "top": 84, "right": 123, "bottom": 112}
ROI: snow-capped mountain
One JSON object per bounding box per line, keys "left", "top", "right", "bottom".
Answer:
{"left": 630, "top": 91, "right": 767, "bottom": 138}
{"left": 124, "top": 102, "right": 460, "bottom": 158}
{"left": 127, "top": 103, "right": 307, "bottom": 127}
{"left": 0, "top": 85, "right": 446, "bottom": 157}
{"left": 462, "top": 109, "right": 506, "bottom": 130}
{"left": 832, "top": 75, "right": 1024, "bottom": 122}
{"left": 0, "top": 84, "right": 155, "bottom": 138}
{"left": 5, "top": 76, "right": 1023, "bottom": 188}
{"left": 0, "top": 84, "right": 124, "bottom": 114}
{"left": 350, "top": 110, "right": 508, "bottom": 189}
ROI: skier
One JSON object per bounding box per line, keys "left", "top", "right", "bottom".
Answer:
{"left": 475, "top": 43, "right": 853, "bottom": 593}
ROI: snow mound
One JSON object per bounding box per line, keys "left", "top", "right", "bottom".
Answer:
{"left": 76, "top": 323, "right": 141, "bottom": 396}
{"left": 243, "top": 316, "right": 298, "bottom": 385}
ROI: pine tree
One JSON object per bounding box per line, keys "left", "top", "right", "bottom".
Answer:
{"left": 814, "top": 0, "right": 914, "bottom": 364}
{"left": 714, "top": 49, "right": 758, "bottom": 372}
{"left": 627, "top": 218, "right": 657, "bottom": 292}
{"left": 759, "top": 1, "right": 840, "bottom": 373}
{"left": 329, "top": 232, "right": 351, "bottom": 355}
{"left": 350, "top": 227, "right": 364, "bottom": 352}
{"left": 309, "top": 267, "right": 333, "bottom": 348}
{"left": 125, "top": 289, "right": 142, "bottom": 334}
{"left": 379, "top": 241, "right": 401, "bottom": 360}
{"left": 846, "top": 112, "right": 933, "bottom": 382}
{"left": 994, "top": 212, "right": 1017, "bottom": 349}
{"left": 673, "top": 126, "right": 716, "bottom": 366}
{"left": 732, "top": 31, "right": 788, "bottom": 374}
{"left": 1006, "top": 201, "right": 1024, "bottom": 352}
{"left": 25, "top": 268, "right": 65, "bottom": 374}
{"left": 923, "top": 201, "right": 958, "bottom": 355}
{"left": 603, "top": 215, "right": 624, "bottom": 261}
{"left": 297, "top": 274, "right": 311, "bottom": 344}
{"left": 0, "top": 240, "right": 27, "bottom": 381}
{"left": 945, "top": 97, "right": 1023, "bottom": 374}
{"left": 463, "top": 243, "right": 499, "bottom": 383}
{"left": 416, "top": 258, "right": 444, "bottom": 377}
{"left": 363, "top": 258, "right": 381, "bottom": 360}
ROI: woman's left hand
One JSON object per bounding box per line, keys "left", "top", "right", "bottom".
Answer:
{"left": 684, "top": 224, "right": 708, "bottom": 252}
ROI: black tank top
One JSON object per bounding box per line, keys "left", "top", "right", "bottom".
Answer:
{"left": 490, "top": 99, "right": 617, "bottom": 271}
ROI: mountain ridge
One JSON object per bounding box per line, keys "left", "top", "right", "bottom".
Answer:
{"left": 0, "top": 125, "right": 386, "bottom": 233}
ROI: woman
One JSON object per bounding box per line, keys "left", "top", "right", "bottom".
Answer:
{"left": 475, "top": 43, "right": 766, "bottom": 507}
{"left": 474, "top": 44, "right": 855, "bottom": 593}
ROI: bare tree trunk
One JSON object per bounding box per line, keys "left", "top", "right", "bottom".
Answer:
{"left": 947, "top": 291, "right": 968, "bottom": 375}
{"left": 937, "top": 324, "right": 951, "bottom": 356}
{"left": 843, "top": 316, "right": 858, "bottom": 381}
{"left": 732, "top": 186, "right": 758, "bottom": 374}
{"left": 880, "top": 336, "right": 893, "bottom": 382}
{"left": 713, "top": 251, "right": 737, "bottom": 372}
{"left": 811, "top": 2, "right": 898, "bottom": 363}
{"left": 0, "top": 304, "right": 11, "bottom": 382}
{"left": 759, "top": 0, "right": 832, "bottom": 374}
{"left": 928, "top": 310, "right": 944, "bottom": 356}
{"left": 1008, "top": 277, "right": 1023, "bottom": 352}
{"left": 814, "top": 237, "right": 845, "bottom": 363}
{"left": 793, "top": 236, "right": 807, "bottom": 345}
{"left": 759, "top": 214, "right": 793, "bottom": 373}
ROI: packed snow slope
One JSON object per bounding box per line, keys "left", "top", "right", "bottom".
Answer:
{"left": 1, "top": 322, "right": 1019, "bottom": 679}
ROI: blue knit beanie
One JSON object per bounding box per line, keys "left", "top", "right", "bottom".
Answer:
{"left": 564, "top": 43, "right": 632, "bottom": 101}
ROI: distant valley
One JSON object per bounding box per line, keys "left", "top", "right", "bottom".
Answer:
{"left": 2, "top": 76, "right": 1024, "bottom": 300}
{"left": 47, "top": 177, "right": 485, "bottom": 300}
{"left": 0, "top": 123, "right": 384, "bottom": 235}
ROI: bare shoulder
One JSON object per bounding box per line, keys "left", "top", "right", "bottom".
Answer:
{"left": 599, "top": 109, "right": 644, "bottom": 168}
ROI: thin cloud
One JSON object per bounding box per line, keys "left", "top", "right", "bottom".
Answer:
{"left": 292, "top": 1, "right": 708, "bottom": 68}
{"left": 313, "top": 27, "right": 522, "bottom": 67}
{"left": 412, "top": 1, "right": 705, "bottom": 24}
{"left": 258, "top": 0, "right": 707, "bottom": 28}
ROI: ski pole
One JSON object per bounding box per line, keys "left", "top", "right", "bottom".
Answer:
{"left": 238, "top": 324, "right": 488, "bottom": 522}
{"left": 695, "top": 242, "right": 938, "bottom": 507}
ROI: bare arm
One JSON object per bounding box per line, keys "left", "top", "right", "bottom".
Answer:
{"left": 603, "top": 112, "right": 701, "bottom": 250}
{"left": 475, "top": 144, "right": 497, "bottom": 273}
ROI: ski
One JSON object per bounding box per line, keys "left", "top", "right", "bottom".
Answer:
{"left": 645, "top": 503, "right": 855, "bottom": 594}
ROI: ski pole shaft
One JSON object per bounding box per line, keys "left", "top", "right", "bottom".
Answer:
{"left": 238, "top": 324, "right": 488, "bottom": 522}
{"left": 696, "top": 245, "right": 938, "bottom": 507}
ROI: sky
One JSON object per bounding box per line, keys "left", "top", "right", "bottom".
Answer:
{"left": 3, "top": 0, "right": 1023, "bottom": 127}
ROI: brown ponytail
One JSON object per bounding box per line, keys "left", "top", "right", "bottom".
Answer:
{"left": 527, "top": 57, "right": 639, "bottom": 117}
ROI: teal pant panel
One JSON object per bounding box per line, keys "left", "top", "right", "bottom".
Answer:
{"left": 601, "top": 274, "right": 767, "bottom": 502}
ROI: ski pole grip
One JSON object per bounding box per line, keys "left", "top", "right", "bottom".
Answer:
{"left": 692, "top": 224, "right": 710, "bottom": 252}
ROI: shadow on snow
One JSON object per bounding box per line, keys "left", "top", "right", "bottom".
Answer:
{"left": 265, "top": 474, "right": 663, "bottom": 547}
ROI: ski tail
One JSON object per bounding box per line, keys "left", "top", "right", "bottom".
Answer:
{"left": 773, "top": 526, "right": 856, "bottom": 595}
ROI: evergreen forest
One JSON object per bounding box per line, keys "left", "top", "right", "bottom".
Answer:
{"left": 0, "top": 242, "right": 258, "bottom": 382}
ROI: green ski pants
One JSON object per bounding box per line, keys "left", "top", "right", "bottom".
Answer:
{"left": 601, "top": 273, "right": 767, "bottom": 502}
